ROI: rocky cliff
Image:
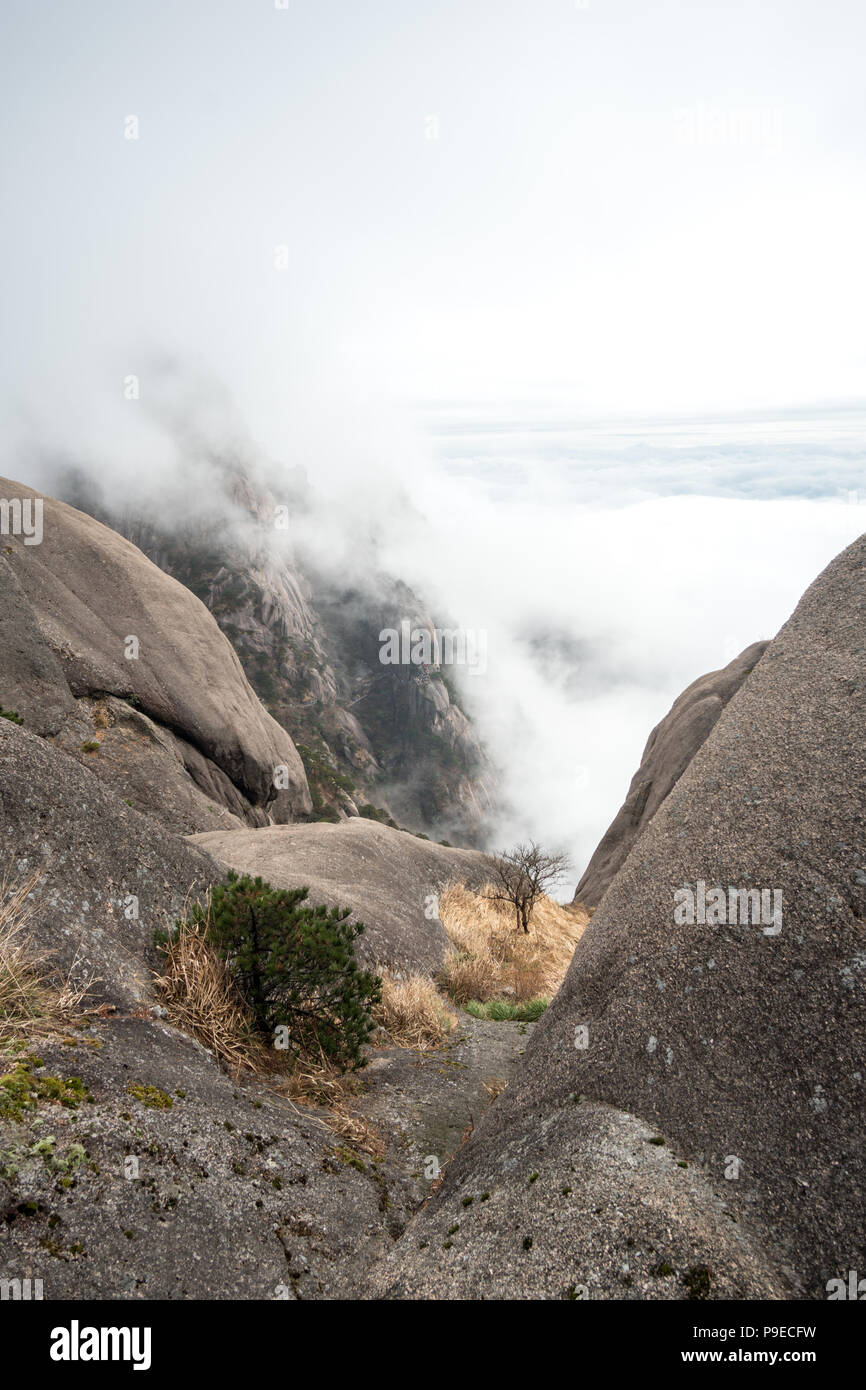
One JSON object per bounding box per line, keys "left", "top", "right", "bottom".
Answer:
{"left": 57, "top": 466, "right": 494, "bottom": 848}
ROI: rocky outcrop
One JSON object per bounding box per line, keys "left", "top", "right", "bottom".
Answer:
{"left": 374, "top": 533, "right": 866, "bottom": 1299}
{"left": 0, "top": 477, "right": 311, "bottom": 828}
{"left": 371, "top": 1100, "right": 788, "bottom": 1300}
{"left": 0, "top": 1016, "right": 416, "bottom": 1299}
{"left": 55, "top": 695, "right": 268, "bottom": 835}
{"left": 0, "top": 719, "right": 220, "bottom": 1007}
{"left": 573, "top": 641, "right": 769, "bottom": 908}
{"left": 190, "top": 819, "right": 492, "bottom": 975}
{"left": 0, "top": 550, "right": 79, "bottom": 736}
{"left": 309, "top": 583, "right": 493, "bottom": 843}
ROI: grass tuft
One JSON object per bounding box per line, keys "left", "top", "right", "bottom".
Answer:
{"left": 0, "top": 871, "right": 93, "bottom": 1037}
{"left": 373, "top": 969, "right": 457, "bottom": 1049}
{"left": 276, "top": 1049, "right": 385, "bottom": 1159}
{"left": 153, "top": 906, "right": 261, "bottom": 1071}
{"left": 465, "top": 997, "right": 549, "bottom": 1022}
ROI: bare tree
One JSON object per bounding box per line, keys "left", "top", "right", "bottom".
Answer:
{"left": 485, "top": 841, "right": 571, "bottom": 933}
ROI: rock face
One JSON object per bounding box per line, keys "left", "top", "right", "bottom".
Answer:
{"left": 374, "top": 533, "right": 866, "bottom": 1299}
{"left": 190, "top": 819, "right": 492, "bottom": 975}
{"left": 371, "top": 1101, "right": 788, "bottom": 1300}
{"left": 0, "top": 550, "right": 79, "bottom": 737}
{"left": 0, "top": 1018, "right": 416, "bottom": 1299}
{"left": 307, "top": 582, "right": 492, "bottom": 843}
{"left": 0, "top": 477, "right": 311, "bottom": 828}
{"left": 573, "top": 641, "right": 769, "bottom": 908}
{"left": 54, "top": 695, "right": 268, "bottom": 835}
{"left": 0, "top": 719, "right": 220, "bottom": 1007}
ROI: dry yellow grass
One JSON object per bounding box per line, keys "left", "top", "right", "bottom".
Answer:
{"left": 1, "top": 871, "right": 92, "bottom": 1035}
{"left": 482, "top": 1075, "right": 507, "bottom": 1101}
{"left": 373, "top": 969, "right": 458, "bottom": 1049}
{"left": 276, "top": 1048, "right": 385, "bottom": 1158}
{"left": 438, "top": 880, "right": 589, "bottom": 1006}
{"left": 153, "top": 913, "right": 260, "bottom": 1071}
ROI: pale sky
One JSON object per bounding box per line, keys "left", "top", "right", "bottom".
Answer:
{"left": 2, "top": 0, "right": 866, "bottom": 456}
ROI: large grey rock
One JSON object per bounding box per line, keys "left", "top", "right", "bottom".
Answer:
{"left": 53, "top": 695, "right": 264, "bottom": 835}
{"left": 573, "top": 641, "right": 769, "bottom": 907}
{"left": 0, "top": 1018, "right": 414, "bottom": 1299}
{"left": 0, "top": 476, "right": 311, "bottom": 825}
{"left": 0, "top": 719, "right": 221, "bottom": 1007}
{"left": 189, "top": 819, "right": 491, "bottom": 975}
{"left": 375, "top": 533, "right": 866, "bottom": 1299}
{"left": 0, "top": 559, "right": 261, "bottom": 830}
{"left": 371, "top": 1101, "right": 790, "bottom": 1300}
{"left": 0, "top": 552, "right": 78, "bottom": 736}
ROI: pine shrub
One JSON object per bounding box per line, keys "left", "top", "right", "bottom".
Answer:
{"left": 183, "top": 871, "right": 380, "bottom": 1071}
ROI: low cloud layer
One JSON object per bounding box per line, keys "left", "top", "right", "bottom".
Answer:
{"left": 13, "top": 374, "right": 863, "bottom": 897}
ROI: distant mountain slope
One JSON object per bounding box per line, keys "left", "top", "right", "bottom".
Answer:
{"left": 58, "top": 466, "right": 493, "bottom": 848}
